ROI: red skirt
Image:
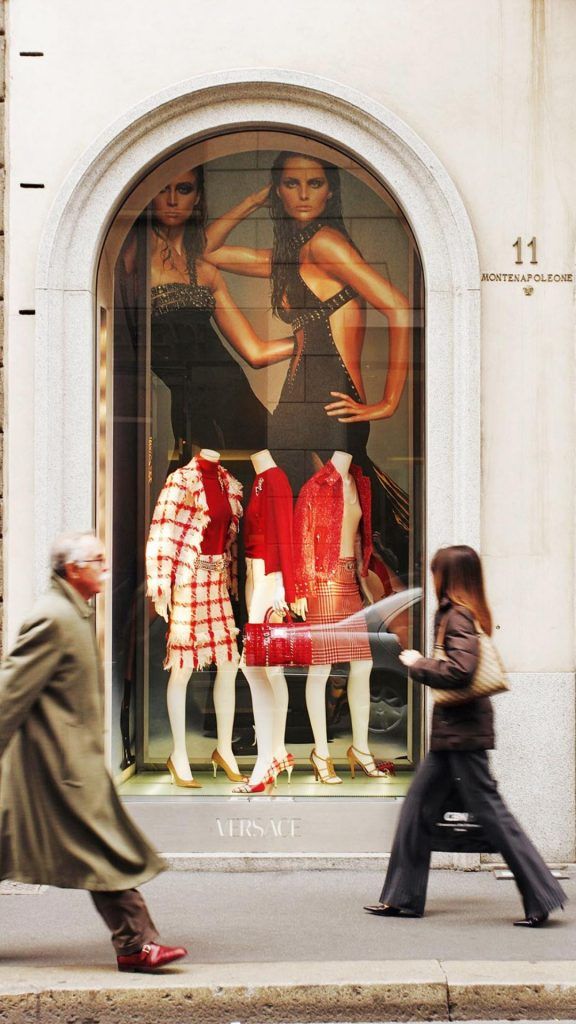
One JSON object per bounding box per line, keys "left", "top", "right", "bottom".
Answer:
{"left": 307, "top": 558, "right": 372, "bottom": 665}
{"left": 165, "top": 555, "right": 239, "bottom": 671}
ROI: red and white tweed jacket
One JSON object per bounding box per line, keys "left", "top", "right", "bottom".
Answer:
{"left": 146, "top": 458, "right": 243, "bottom": 602}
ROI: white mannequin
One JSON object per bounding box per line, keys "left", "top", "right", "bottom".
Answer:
{"left": 237, "top": 449, "right": 292, "bottom": 790}
{"left": 296, "top": 451, "right": 387, "bottom": 783}
{"left": 156, "top": 449, "right": 243, "bottom": 784}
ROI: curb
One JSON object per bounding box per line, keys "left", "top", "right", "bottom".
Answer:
{"left": 163, "top": 852, "right": 573, "bottom": 873}
{"left": 1, "top": 960, "right": 575, "bottom": 1022}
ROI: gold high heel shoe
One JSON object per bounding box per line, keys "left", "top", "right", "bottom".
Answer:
{"left": 346, "top": 746, "right": 395, "bottom": 779}
{"left": 211, "top": 749, "right": 248, "bottom": 783}
{"left": 309, "top": 749, "right": 342, "bottom": 785}
{"left": 166, "top": 755, "right": 202, "bottom": 789}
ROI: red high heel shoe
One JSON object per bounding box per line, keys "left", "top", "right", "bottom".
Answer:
{"left": 232, "top": 760, "right": 278, "bottom": 795}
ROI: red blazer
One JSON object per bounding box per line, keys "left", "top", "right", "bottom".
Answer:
{"left": 244, "top": 466, "right": 295, "bottom": 603}
{"left": 293, "top": 460, "right": 372, "bottom": 598}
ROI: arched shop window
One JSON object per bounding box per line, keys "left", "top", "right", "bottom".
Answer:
{"left": 97, "top": 129, "right": 425, "bottom": 795}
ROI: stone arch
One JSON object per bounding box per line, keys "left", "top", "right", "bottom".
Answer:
{"left": 34, "top": 69, "right": 480, "bottom": 593}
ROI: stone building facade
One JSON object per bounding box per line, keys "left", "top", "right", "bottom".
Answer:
{"left": 2, "top": 0, "right": 575, "bottom": 861}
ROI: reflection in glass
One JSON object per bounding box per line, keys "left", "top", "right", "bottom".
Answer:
{"left": 101, "top": 133, "right": 425, "bottom": 793}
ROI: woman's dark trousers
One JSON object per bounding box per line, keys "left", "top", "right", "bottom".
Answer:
{"left": 380, "top": 751, "right": 566, "bottom": 917}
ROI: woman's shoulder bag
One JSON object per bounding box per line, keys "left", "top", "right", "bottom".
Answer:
{"left": 432, "top": 612, "right": 509, "bottom": 706}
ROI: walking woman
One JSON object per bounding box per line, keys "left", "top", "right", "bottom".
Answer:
{"left": 365, "top": 545, "right": 566, "bottom": 926}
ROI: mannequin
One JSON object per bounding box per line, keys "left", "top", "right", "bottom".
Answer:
{"left": 233, "top": 449, "right": 295, "bottom": 795}
{"left": 147, "top": 448, "right": 246, "bottom": 787}
{"left": 293, "top": 451, "right": 388, "bottom": 784}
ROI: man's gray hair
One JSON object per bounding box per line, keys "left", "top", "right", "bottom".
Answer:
{"left": 50, "top": 531, "right": 97, "bottom": 577}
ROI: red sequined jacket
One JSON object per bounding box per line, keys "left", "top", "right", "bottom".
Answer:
{"left": 293, "top": 460, "right": 372, "bottom": 598}
{"left": 146, "top": 458, "right": 243, "bottom": 601}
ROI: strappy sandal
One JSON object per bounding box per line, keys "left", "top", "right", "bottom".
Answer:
{"left": 347, "top": 745, "right": 395, "bottom": 778}
{"left": 309, "top": 749, "right": 342, "bottom": 785}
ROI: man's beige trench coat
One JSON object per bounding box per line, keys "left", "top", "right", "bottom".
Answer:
{"left": 0, "top": 574, "right": 165, "bottom": 890}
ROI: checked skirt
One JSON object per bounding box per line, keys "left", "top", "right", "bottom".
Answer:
{"left": 165, "top": 555, "right": 239, "bottom": 671}
{"left": 307, "top": 558, "right": 372, "bottom": 665}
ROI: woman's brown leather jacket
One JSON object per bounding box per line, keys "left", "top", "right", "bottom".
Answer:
{"left": 410, "top": 599, "right": 495, "bottom": 751}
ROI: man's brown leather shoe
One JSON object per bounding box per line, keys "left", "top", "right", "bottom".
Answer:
{"left": 117, "top": 942, "right": 188, "bottom": 972}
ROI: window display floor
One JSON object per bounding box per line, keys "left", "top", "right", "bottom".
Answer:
{"left": 118, "top": 768, "right": 414, "bottom": 798}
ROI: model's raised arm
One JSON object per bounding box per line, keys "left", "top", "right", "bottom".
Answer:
{"left": 204, "top": 186, "right": 272, "bottom": 278}
{"left": 314, "top": 229, "right": 411, "bottom": 422}
{"left": 205, "top": 245, "right": 273, "bottom": 278}
{"left": 210, "top": 268, "right": 293, "bottom": 369}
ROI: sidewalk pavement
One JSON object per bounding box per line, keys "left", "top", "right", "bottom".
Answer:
{"left": 0, "top": 867, "right": 574, "bottom": 1022}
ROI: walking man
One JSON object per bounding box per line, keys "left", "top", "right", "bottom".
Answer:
{"left": 0, "top": 531, "right": 187, "bottom": 972}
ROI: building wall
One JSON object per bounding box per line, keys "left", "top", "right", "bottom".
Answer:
{"left": 0, "top": 0, "right": 5, "bottom": 644}
{"left": 4, "top": 0, "right": 576, "bottom": 857}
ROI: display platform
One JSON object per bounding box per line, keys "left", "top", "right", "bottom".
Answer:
{"left": 120, "top": 773, "right": 412, "bottom": 854}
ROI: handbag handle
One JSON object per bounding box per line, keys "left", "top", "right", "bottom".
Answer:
{"left": 435, "top": 614, "right": 449, "bottom": 649}
{"left": 263, "top": 607, "right": 294, "bottom": 625}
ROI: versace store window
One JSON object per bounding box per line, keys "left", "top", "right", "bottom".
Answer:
{"left": 96, "top": 130, "right": 425, "bottom": 799}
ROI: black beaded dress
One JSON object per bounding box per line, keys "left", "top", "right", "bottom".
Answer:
{"left": 267, "top": 220, "right": 409, "bottom": 575}
{"left": 150, "top": 254, "right": 268, "bottom": 466}
{"left": 267, "top": 221, "right": 369, "bottom": 490}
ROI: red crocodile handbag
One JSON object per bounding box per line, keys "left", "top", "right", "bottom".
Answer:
{"left": 243, "top": 608, "right": 312, "bottom": 667}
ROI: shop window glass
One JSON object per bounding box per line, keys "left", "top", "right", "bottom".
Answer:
{"left": 98, "top": 130, "right": 425, "bottom": 797}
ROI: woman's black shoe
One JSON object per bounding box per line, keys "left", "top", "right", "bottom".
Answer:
{"left": 364, "top": 903, "right": 401, "bottom": 916}
{"left": 513, "top": 912, "right": 549, "bottom": 927}
{"left": 364, "top": 903, "right": 424, "bottom": 917}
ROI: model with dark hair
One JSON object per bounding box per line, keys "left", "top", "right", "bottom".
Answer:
{"left": 364, "top": 545, "right": 567, "bottom": 926}
{"left": 121, "top": 168, "right": 293, "bottom": 466}
{"left": 205, "top": 153, "right": 410, "bottom": 566}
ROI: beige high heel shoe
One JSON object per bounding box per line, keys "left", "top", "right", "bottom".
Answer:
{"left": 309, "top": 749, "right": 342, "bottom": 785}
{"left": 166, "top": 756, "right": 202, "bottom": 789}
{"left": 273, "top": 753, "right": 295, "bottom": 788}
{"left": 211, "top": 749, "right": 248, "bottom": 783}
{"left": 346, "top": 746, "right": 395, "bottom": 779}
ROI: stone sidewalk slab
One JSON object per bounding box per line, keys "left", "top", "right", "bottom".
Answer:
{"left": 443, "top": 960, "right": 576, "bottom": 1020}
{"left": 0, "top": 960, "right": 575, "bottom": 1022}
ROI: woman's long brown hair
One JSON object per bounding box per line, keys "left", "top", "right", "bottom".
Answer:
{"left": 269, "top": 152, "right": 357, "bottom": 319}
{"left": 431, "top": 545, "right": 493, "bottom": 635}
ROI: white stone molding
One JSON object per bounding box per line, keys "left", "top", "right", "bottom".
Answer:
{"left": 34, "top": 69, "right": 481, "bottom": 614}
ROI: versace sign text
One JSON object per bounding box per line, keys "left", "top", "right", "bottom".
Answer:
{"left": 216, "top": 817, "right": 302, "bottom": 839}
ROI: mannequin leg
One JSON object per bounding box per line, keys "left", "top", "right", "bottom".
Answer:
{"left": 267, "top": 666, "right": 289, "bottom": 761}
{"left": 166, "top": 666, "right": 195, "bottom": 781}
{"left": 305, "top": 664, "right": 332, "bottom": 759}
{"left": 242, "top": 558, "right": 286, "bottom": 786}
{"left": 348, "top": 659, "right": 388, "bottom": 775}
{"left": 212, "top": 662, "right": 240, "bottom": 773}
{"left": 242, "top": 666, "right": 276, "bottom": 784}
{"left": 347, "top": 660, "right": 372, "bottom": 752}
{"left": 306, "top": 664, "right": 343, "bottom": 784}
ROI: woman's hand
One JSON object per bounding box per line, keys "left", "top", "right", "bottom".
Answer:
{"left": 291, "top": 597, "right": 308, "bottom": 620}
{"left": 153, "top": 585, "right": 172, "bottom": 623}
{"left": 325, "top": 392, "right": 397, "bottom": 423}
{"left": 247, "top": 184, "right": 271, "bottom": 211}
{"left": 399, "top": 649, "right": 423, "bottom": 667}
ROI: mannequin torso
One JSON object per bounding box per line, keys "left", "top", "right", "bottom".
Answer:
{"left": 331, "top": 451, "right": 362, "bottom": 558}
